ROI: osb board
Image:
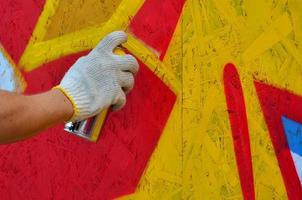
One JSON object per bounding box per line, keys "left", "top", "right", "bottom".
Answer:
{"left": 0, "top": 0, "right": 302, "bottom": 199}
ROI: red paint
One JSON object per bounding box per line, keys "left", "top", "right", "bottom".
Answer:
{"left": 223, "top": 63, "right": 255, "bottom": 200}
{"left": 0, "top": 52, "right": 176, "bottom": 200}
{"left": 0, "top": 0, "right": 180, "bottom": 198}
{"left": 129, "top": 0, "right": 185, "bottom": 59}
{"left": 0, "top": 0, "right": 45, "bottom": 63}
{"left": 255, "top": 81, "right": 302, "bottom": 200}
{"left": 22, "top": 51, "right": 89, "bottom": 94}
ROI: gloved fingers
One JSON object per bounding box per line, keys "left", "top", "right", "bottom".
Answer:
{"left": 119, "top": 71, "right": 134, "bottom": 94}
{"left": 112, "top": 89, "right": 126, "bottom": 111}
{"left": 96, "top": 31, "right": 128, "bottom": 53}
{"left": 114, "top": 54, "right": 139, "bottom": 74}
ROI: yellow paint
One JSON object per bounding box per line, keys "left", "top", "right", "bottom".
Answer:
{"left": 44, "top": 0, "right": 123, "bottom": 40}
{"left": 242, "top": 13, "right": 293, "bottom": 63}
{"left": 16, "top": 0, "right": 302, "bottom": 199}
{"left": 125, "top": 34, "right": 181, "bottom": 94}
{"left": 123, "top": 0, "right": 302, "bottom": 199}
{"left": 18, "top": 0, "right": 145, "bottom": 71}
{"left": 18, "top": 0, "right": 180, "bottom": 94}
{"left": 89, "top": 109, "right": 109, "bottom": 142}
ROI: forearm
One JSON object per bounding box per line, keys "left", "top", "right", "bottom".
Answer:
{"left": 0, "top": 31, "right": 137, "bottom": 144}
{"left": 0, "top": 89, "right": 73, "bottom": 144}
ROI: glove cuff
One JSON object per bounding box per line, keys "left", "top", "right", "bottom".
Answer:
{"left": 53, "top": 81, "right": 90, "bottom": 122}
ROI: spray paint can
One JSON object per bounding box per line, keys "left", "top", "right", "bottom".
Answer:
{"left": 64, "top": 109, "right": 108, "bottom": 142}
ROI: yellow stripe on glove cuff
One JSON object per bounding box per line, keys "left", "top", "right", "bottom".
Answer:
{"left": 52, "top": 86, "right": 80, "bottom": 122}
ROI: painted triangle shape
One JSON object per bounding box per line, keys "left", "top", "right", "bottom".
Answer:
{"left": 255, "top": 81, "right": 302, "bottom": 200}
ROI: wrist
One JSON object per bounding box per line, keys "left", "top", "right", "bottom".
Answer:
{"left": 51, "top": 87, "right": 74, "bottom": 121}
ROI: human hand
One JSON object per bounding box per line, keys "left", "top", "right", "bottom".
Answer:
{"left": 54, "top": 31, "right": 139, "bottom": 121}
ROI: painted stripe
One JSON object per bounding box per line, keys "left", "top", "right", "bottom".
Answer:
{"left": 223, "top": 63, "right": 255, "bottom": 200}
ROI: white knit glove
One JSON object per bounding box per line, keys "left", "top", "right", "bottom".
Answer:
{"left": 54, "top": 31, "right": 139, "bottom": 122}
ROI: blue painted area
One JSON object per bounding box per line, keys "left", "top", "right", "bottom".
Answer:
{"left": 281, "top": 116, "right": 302, "bottom": 157}
{"left": 0, "top": 51, "right": 15, "bottom": 91}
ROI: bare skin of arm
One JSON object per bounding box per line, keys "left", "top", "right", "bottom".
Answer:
{"left": 0, "top": 89, "right": 73, "bottom": 144}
